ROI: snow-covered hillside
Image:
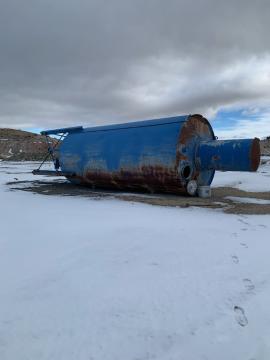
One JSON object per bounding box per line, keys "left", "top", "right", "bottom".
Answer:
{"left": 0, "top": 162, "right": 270, "bottom": 360}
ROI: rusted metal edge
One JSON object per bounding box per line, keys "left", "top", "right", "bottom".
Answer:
{"left": 250, "top": 137, "right": 261, "bottom": 171}
{"left": 71, "top": 165, "right": 189, "bottom": 195}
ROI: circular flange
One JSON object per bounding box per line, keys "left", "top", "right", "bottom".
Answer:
{"left": 187, "top": 180, "right": 198, "bottom": 196}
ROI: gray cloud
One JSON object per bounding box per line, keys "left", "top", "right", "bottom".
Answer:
{"left": 0, "top": 0, "right": 270, "bottom": 129}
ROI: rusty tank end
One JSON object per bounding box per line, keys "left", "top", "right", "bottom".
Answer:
{"left": 33, "top": 114, "right": 261, "bottom": 196}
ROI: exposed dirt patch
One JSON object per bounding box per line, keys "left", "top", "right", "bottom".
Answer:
{"left": 6, "top": 179, "right": 270, "bottom": 215}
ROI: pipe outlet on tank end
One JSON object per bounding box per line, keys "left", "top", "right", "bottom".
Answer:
{"left": 197, "top": 138, "right": 261, "bottom": 172}
{"left": 180, "top": 162, "right": 193, "bottom": 181}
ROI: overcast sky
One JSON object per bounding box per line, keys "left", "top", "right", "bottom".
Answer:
{"left": 0, "top": 0, "right": 270, "bottom": 137}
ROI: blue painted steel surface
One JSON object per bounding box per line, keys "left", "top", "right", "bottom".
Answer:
{"left": 61, "top": 116, "right": 186, "bottom": 174}
{"left": 197, "top": 139, "right": 259, "bottom": 172}
{"left": 58, "top": 114, "right": 216, "bottom": 193}
{"left": 35, "top": 114, "right": 261, "bottom": 195}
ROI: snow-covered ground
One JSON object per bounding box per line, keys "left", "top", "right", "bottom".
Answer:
{"left": 0, "top": 162, "right": 270, "bottom": 360}
{"left": 212, "top": 156, "right": 270, "bottom": 192}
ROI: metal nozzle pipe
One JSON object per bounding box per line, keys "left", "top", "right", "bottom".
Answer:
{"left": 196, "top": 138, "right": 260, "bottom": 172}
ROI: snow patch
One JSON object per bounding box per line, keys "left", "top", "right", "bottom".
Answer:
{"left": 226, "top": 196, "right": 270, "bottom": 204}
{"left": 213, "top": 157, "right": 270, "bottom": 192}
{"left": 0, "top": 162, "right": 270, "bottom": 360}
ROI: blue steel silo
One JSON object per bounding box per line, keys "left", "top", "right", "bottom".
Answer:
{"left": 33, "top": 114, "right": 260, "bottom": 196}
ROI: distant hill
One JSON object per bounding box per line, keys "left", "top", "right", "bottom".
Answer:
{"left": 261, "top": 137, "right": 270, "bottom": 156}
{"left": 0, "top": 128, "right": 57, "bottom": 161}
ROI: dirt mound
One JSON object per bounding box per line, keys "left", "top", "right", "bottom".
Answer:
{"left": 0, "top": 128, "right": 57, "bottom": 161}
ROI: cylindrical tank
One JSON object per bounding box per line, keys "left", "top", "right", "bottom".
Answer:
{"left": 54, "top": 114, "right": 260, "bottom": 195}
